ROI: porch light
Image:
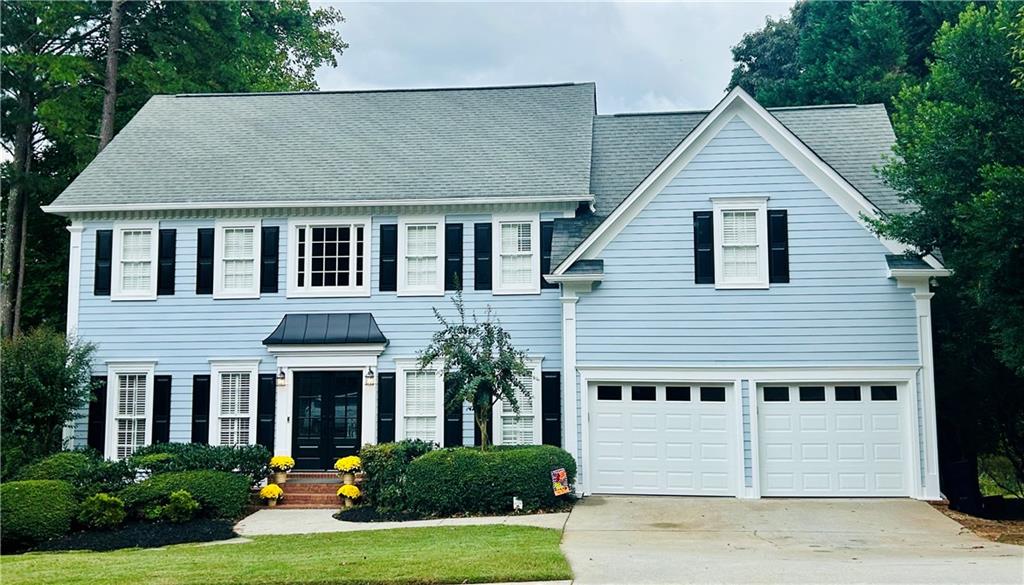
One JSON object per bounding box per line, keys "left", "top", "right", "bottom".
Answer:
{"left": 364, "top": 367, "right": 376, "bottom": 387}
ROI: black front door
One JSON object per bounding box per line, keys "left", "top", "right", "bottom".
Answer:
{"left": 292, "top": 371, "right": 362, "bottom": 470}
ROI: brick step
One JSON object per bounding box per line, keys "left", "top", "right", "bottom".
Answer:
{"left": 281, "top": 483, "right": 341, "bottom": 494}
{"left": 264, "top": 503, "right": 340, "bottom": 510}
{"left": 279, "top": 494, "right": 342, "bottom": 505}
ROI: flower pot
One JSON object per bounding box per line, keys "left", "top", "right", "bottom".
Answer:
{"left": 268, "top": 499, "right": 278, "bottom": 507}
{"left": 343, "top": 497, "right": 354, "bottom": 509}
{"left": 342, "top": 472, "right": 355, "bottom": 485}
{"left": 273, "top": 471, "right": 288, "bottom": 485}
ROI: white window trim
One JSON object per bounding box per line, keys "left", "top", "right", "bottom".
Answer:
{"left": 492, "top": 213, "right": 541, "bottom": 295}
{"left": 492, "top": 359, "right": 543, "bottom": 446}
{"left": 711, "top": 195, "right": 770, "bottom": 290}
{"left": 209, "top": 359, "right": 260, "bottom": 447}
{"left": 110, "top": 221, "right": 159, "bottom": 301}
{"left": 394, "top": 359, "right": 445, "bottom": 444}
{"left": 105, "top": 361, "right": 157, "bottom": 460}
{"left": 286, "top": 217, "right": 371, "bottom": 298}
{"left": 213, "top": 219, "right": 261, "bottom": 299}
{"left": 397, "top": 216, "right": 445, "bottom": 296}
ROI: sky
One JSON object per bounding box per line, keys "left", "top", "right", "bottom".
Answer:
{"left": 314, "top": 2, "right": 793, "bottom": 114}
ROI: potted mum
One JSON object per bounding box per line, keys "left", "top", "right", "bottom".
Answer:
{"left": 269, "top": 455, "right": 295, "bottom": 485}
{"left": 335, "top": 455, "right": 361, "bottom": 485}
{"left": 338, "top": 484, "right": 361, "bottom": 509}
{"left": 260, "top": 483, "right": 284, "bottom": 507}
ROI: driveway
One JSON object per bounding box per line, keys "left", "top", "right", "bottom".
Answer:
{"left": 561, "top": 496, "right": 1023, "bottom": 584}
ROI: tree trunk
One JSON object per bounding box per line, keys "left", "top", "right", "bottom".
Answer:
{"left": 97, "top": 0, "right": 123, "bottom": 152}
{"left": 1, "top": 91, "right": 32, "bottom": 339}
{"left": 12, "top": 201, "right": 28, "bottom": 336}
{"left": 476, "top": 410, "right": 490, "bottom": 451}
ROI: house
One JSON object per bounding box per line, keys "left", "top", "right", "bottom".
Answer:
{"left": 45, "top": 82, "right": 948, "bottom": 500}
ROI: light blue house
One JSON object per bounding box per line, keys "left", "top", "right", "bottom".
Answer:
{"left": 45, "top": 83, "right": 947, "bottom": 499}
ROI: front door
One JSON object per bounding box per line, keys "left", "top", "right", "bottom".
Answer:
{"left": 292, "top": 371, "right": 362, "bottom": 470}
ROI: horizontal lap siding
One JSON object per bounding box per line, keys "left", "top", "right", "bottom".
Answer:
{"left": 73, "top": 213, "right": 562, "bottom": 445}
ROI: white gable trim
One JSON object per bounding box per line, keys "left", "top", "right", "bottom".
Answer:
{"left": 553, "top": 86, "right": 943, "bottom": 274}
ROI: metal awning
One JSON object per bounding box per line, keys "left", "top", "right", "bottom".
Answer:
{"left": 263, "top": 313, "right": 387, "bottom": 346}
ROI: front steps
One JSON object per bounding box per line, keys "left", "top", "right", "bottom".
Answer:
{"left": 269, "top": 472, "right": 342, "bottom": 509}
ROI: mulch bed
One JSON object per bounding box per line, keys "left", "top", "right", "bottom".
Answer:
{"left": 932, "top": 502, "right": 1024, "bottom": 545}
{"left": 334, "top": 501, "right": 575, "bottom": 523}
{"left": 32, "top": 519, "right": 237, "bottom": 553}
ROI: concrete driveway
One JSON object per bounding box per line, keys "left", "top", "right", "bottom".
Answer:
{"left": 561, "top": 496, "right": 1023, "bottom": 584}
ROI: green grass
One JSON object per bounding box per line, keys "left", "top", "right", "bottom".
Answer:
{"left": 1, "top": 525, "right": 572, "bottom": 585}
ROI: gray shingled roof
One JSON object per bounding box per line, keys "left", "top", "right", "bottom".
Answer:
{"left": 49, "top": 83, "right": 596, "bottom": 207}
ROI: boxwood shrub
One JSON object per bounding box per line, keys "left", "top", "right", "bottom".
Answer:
{"left": 16, "top": 450, "right": 136, "bottom": 495}
{"left": 404, "top": 445, "right": 576, "bottom": 517}
{"left": 360, "top": 440, "right": 433, "bottom": 518}
{"left": 118, "top": 470, "right": 250, "bottom": 519}
{"left": 128, "top": 443, "right": 270, "bottom": 486}
{"left": 0, "top": 480, "right": 78, "bottom": 549}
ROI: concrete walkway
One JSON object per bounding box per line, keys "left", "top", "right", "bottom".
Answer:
{"left": 235, "top": 508, "right": 569, "bottom": 536}
{"left": 561, "top": 496, "right": 1024, "bottom": 584}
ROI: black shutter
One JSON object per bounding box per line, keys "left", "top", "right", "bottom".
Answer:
{"left": 191, "top": 375, "right": 211, "bottom": 444}
{"left": 444, "top": 223, "right": 463, "bottom": 291}
{"left": 473, "top": 223, "right": 492, "bottom": 290}
{"left": 94, "top": 230, "right": 113, "bottom": 296}
{"left": 260, "top": 226, "right": 279, "bottom": 294}
{"left": 541, "top": 371, "right": 562, "bottom": 447}
{"left": 693, "top": 211, "right": 715, "bottom": 284}
{"left": 377, "top": 373, "right": 396, "bottom": 443}
{"left": 257, "top": 374, "right": 276, "bottom": 452}
{"left": 157, "top": 229, "right": 176, "bottom": 295}
{"left": 768, "top": 209, "right": 790, "bottom": 284}
{"left": 87, "top": 376, "right": 107, "bottom": 453}
{"left": 196, "top": 228, "right": 214, "bottom": 295}
{"left": 540, "top": 221, "right": 558, "bottom": 289}
{"left": 379, "top": 224, "right": 398, "bottom": 292}
{"left": 152, "top": 375, "right": 172, "bottom": 443}
{"left": 443, "top": 377, "right": 463, "bottom": 447}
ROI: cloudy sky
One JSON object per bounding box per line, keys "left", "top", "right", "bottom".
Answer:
{"left": 314, "top": 2, "right": 793, "bottom": 114}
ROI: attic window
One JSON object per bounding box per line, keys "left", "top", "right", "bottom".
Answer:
{"left": 712, "top": 196, "right": 769, "bottom": 289}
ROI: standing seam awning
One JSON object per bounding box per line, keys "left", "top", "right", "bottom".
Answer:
{"left": 262, "top": 313, "right": 388, "bottom": 346}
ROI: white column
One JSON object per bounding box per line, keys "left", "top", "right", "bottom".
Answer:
{"left": 560, "top": 288, "right": 580, "bottom": 465}
{"left": 361, "top": 367, "right": 378, "bottom": 445}
{"left": 62, "top": 223, "right": 85, "bottom": 448}
{"left": 914, "top": 289, "right": 941, "bottom": 500}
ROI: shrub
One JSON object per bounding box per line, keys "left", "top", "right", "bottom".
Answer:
{"left": 128, "top": 443, "right": 270, "bottom": 486}
{"left": 160, "top": 490, "right": 200, "bottom": 523}
{"left": 77, "top": 493, "right": 126, "bottom": 530}
{"left": 360, "top": 440, "right": 434, "bottom": 518}
{"left": 15, "top": 450, "right": 136, "bottom": 495}
{"left": 405, "top": 445, "right": 576, "bottom": 517}
{"left": 119, "top": 470, "right": 250, "bottom": 519}
{"left": 0, "top": 480, "right": 77, "bottom": 549}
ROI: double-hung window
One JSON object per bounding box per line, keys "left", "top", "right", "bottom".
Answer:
{"left": 111, "top": 223, "right": 158, "bottom": 300}
{"left": 397, "top": 364, "right": 442, "bottom": 443}
{"left": 712, "top": 196, "right": 769, "bottom": 289}
{"left": 493, "top": 362, "right": 542, "bottom": 445}
{"left": 210, "top": 361, "right": 258, "bottom": 447}
{"left": 288, "top": 219, "right": 370, "bottom": 297}
{"left": 398, "top": 218, "right": 444, "bottom": 295}
{"left": 106, "top": 362, "right": 155, "bottom": 460}
{"left": 493, "top": 215, "right": 540, "bottom": 294}
{"left": 214, "top": 221, "right": 260, "bottom": 298}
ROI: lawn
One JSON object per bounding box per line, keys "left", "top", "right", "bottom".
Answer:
{"left": 1, "top": 525, "right": 572, "bottom": 585}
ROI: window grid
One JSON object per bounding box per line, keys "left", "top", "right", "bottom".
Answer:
{"left": 219, "top": 372, "right": 251, "bottom": 446}
{"left": 294, "top": 223, "right": 366, "bottom": 291}
{"left": 499, "top": 222, "right": 533, "bottom": 287}
{"left": 404, "top": 371, "right": 437, "bottom": 442}
{"left": 405, "top": 224, "right": 439, "bottom": 287}
{"left": 115, "top": 373, "right": 148, "bottom": 459}
{"left": 222, "top": 227, "right": 255, "bottom": 290}
{"left": 120, "top": 230, "right": 152, "bottom": 292}
{"left": 721, "top": 210, "right": 758, "bottom": 281}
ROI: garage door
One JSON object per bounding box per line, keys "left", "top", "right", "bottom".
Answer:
{"left": 589, "top": 383, "right": 739, "bottom": 496}
{"left": 757, "top": 384, "right": 910, "bottom": 496}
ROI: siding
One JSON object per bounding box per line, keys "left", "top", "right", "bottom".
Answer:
{"left": 73, "top": 212, "right": 562, "bottom": 445}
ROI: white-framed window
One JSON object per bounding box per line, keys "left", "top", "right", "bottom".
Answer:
{"left": 105, "top": 361, "right": 156, "bottom": 460}
{"left": 111, "top": 222, "right": 158, "bottom": 300}
{"left": 214, "top": 220, "right": 261, "bottom": 299}
{"left": 395, "top": 361, "right": 444, "bottom": 443}
{"left": 287, "top": 218, "right": 370, "bottom": 298}
{"left": 398, "top": 217, "right": 444, "bottom": 295}
{"left": 493, "top": 214, "right": 540, "bottom": 294}
{"left": 209, "top": 360, "right": 259, "bottom": 447}
{"left": 493, "top": 360, "right": 542, "bottom": 445}
{"left": 712, "top": 196, "right": 769, "bottom": 289}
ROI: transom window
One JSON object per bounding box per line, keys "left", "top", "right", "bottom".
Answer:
{"left": 215, "top": 221, "right": 260, "bottom": 298}
{"left": 289, "top": 220, "right": 369, "bottom": 297}
{"left": 112, "top": 224, "right": 158, "bottom": 300}
{"left": 402, "top": 370, "right": 440, "bottom": 442}
{"left": 398, "top": 219, "right": 444, "bottom": 295}
{"left": 494, "top": 216, "right": 540, "bottom": 294}
{"left": 712, "top": 196, "right": 769, "bottom": 289}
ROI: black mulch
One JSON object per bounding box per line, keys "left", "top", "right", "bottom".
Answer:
{"left": 33, "top": 519, "right": 237, "bottom": 553}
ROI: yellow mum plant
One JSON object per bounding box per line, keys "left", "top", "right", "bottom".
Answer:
{"left": 334, "top": 455, "right": 362, "bottom": 473}
{"left": 338, "top": 484, "right": 361, "bottom": 499}
{"left": 260, "top": 484, "right": 284, "bottom": 501}
{"left": 269, "top": 455, "right": 295, "bottom": 472}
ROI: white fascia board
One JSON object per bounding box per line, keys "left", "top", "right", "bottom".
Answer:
{"left": 543, "top": 273, "right": 603, "bottom": 283}
{"left": 888, "top": 268, "right": 951, "bottom": 279}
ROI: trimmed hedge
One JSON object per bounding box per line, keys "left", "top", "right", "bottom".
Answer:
{"left": 16, "top": 450, "right": 136, "bottom": 495}
{"left": 405, "top": 445, "right": 576, "bottom": 517}
{"left": 360, "top": 440, "right": 434, "bottom": 518}
{"left": 0, "top": 480, "right": 78, "bottom": 549}
{"left": 128, "top": 443, "right": 270, "bottom": 486}
{"left": 118, "top": 470, "right": 250, "bottom": 519}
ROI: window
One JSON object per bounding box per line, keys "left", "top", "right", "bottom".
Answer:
{"left": 398, "top": 218, "right": 444, "bottom": 295}
{"left": 597, "top": 386, "right": 622, "bottom": 401}
{"left": 835, "top": 386, "right": 862, "bottom": 401}
{"left": 631, "top": 386, "right": 656, "bottom": 401}
{"left": 214, "top": 221, "right": 260, "bottom": 298}
{"left": 210, "top": 361, "right": 258, "bottom": 447}
{"left": 497, "top": 374, "right": 540, "bottom": 445}
{"left": 288, "top": 219, "right": 370, "bottom": 297}
{"left": 871, "top": 386, "right": 898, "bottom": 401}
{"left": 700, "top": 387, "right": 726, "bottom": 402}
{"left": 712, "top": 196, "right": 769, "bottom": 289}
{"left": 111, "top": 223, "right": 158, "bottom": 300}
{"left": 401, "top": 370, "right": 441, "bottom": 442}
{"left": 763, "top": 387, "right": 789, "bottom": 402}
{"left": 106, "top": 362, "right": 155, "bottom": 460}
{"left": 666, "top": 386, "right": 691, "bottom": 401}
{"left": 799, "top": 386, "right": 826, "bottom": 402}
{"left": 493, "top": 215, "right": 540, "bottom": 294}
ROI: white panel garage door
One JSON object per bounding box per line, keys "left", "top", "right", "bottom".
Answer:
{"left": 758, "top": 384, "right": 910, "bottom": 496}
{"left": 589, "top": 383, "right": 738, "bottom": 496}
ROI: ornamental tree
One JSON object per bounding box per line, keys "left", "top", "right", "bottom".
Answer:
{"left": 418, "top": 291, "right": 532, "bottom": 450}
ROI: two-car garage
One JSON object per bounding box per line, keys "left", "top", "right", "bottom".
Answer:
{"left": 586, "top": 379, "right": 912, "bottom": 498}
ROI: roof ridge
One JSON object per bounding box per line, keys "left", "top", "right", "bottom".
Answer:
{"left": 173, "top": 81, "right": 594, "bottom": 98}
{"left": 597, "top": 102, "right": 868, "bottom": 119}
